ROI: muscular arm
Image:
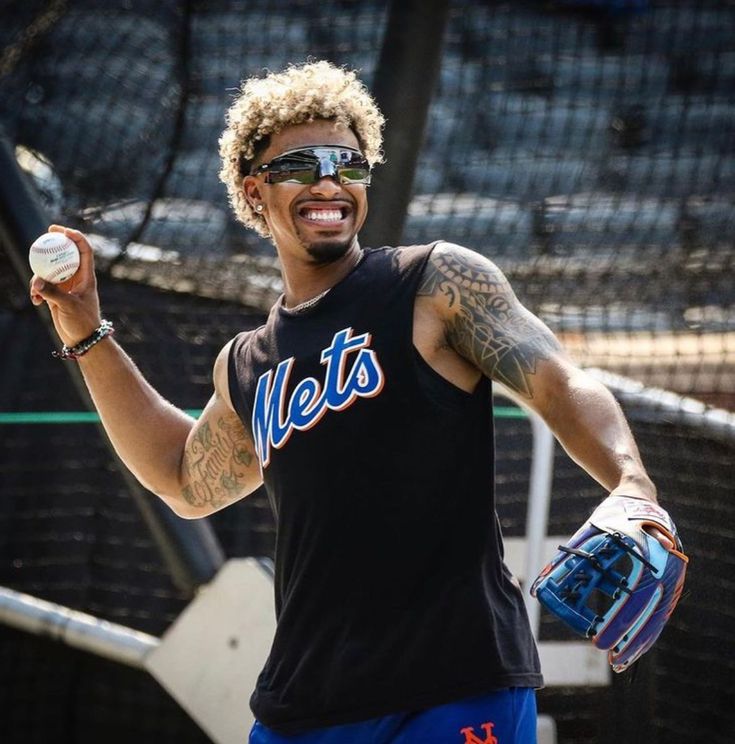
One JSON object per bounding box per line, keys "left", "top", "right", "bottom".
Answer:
{"left": 74, "top": 338, "right": 262, "bottom": 518}
{"left": 30, "top": 227, "right": 262, "bottom": 518}
{"left": 418, "top": 242, "right": 656, "bottom": 502}
{"left": 177, "top": 341, "right": 262, "bottom": 517}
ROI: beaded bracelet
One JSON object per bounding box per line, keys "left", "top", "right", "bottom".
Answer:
{"left": 52, "top": 320, "right": 115, "bottom": 360}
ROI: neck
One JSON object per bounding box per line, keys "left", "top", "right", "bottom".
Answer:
{"left": 281, "top": 241, "right": 363, "bottom": 309}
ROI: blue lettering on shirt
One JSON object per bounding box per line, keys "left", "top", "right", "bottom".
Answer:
{"left": 252, "top": 328, "right": 384, "bottom": 468}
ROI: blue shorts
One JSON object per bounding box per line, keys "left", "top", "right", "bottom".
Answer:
{"left": 249, "top": 688, "right": 537, "bottom": 744}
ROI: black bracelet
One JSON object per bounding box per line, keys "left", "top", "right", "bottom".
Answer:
{"left": 53, "top": 320, "right": 115, "bottom": 361}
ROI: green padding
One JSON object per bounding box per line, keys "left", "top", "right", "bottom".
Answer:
{"left": 0, "top": 410, "right": 204, "bottom": 424}
{"left": 494, "top": 406, "right": 528, "bottom": 419}
{"left": 0, "top": 407, "right": 529, "bottom": 423}
{"left": 0, "top": 411, "right": 102, "bottom": 424}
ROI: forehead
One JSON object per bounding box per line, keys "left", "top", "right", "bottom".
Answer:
{"left": 262, "top": 119, "right": 360, "bottom": 161}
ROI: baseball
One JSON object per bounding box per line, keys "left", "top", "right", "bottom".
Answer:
{"left": 29, "top": 232, "right": 81, "bottom": 284}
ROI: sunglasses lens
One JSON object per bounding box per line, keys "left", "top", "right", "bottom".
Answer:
{"left": 260, "top": 148, "right": 371, "bottom": 185}
{"left": 267, "top": 167, "right": 316, "bottom": 184}
{"left": 339, "top": 167, "right": 371, "bottom": 185}
{"left": 329, "top": 149, "right": 370, "bottom": 184}
{"left": 261, "top": 155, "right": 313, "bottom": 184}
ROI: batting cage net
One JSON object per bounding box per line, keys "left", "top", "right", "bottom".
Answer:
{"left": 0, "top": 1, "right": 733, "bottom": 742}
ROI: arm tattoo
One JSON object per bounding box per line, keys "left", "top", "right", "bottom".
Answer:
{"left": 181, "top": 414, "right": 255, "bottom": 509}
{"left": 418, "top": 247, "right": 561, "bottom": 399}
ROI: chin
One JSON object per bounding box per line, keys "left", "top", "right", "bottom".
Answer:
{"left": 306, "top": 239, "right": 354, "bottom": 265}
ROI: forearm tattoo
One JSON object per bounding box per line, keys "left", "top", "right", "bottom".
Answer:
{"left": 182, "top": 413, "right": 255, "bottom": 509}
{"left": 418, "top": 247, "right": 561, "bottom": 399}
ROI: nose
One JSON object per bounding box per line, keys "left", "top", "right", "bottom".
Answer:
{"left": 309, "top": 175, "right": 342, "bottom": 197}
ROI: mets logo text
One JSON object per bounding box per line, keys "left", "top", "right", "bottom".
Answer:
{"left": 252, "top": 327, "right": 384, "bottom": 467}
{"left": 460, "top": 722, "right": 498, "bottom": 744}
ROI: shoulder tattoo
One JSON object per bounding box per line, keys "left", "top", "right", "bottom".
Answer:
{"left": 418, "top": 247, "right": 561, "bottom": 399}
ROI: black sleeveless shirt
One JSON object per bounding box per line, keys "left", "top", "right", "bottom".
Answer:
{"left": 228, "top": 244, "right": 542, "bottom": 734}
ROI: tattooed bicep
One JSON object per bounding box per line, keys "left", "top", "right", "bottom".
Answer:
{"left": 181, "top": 396, "right": 261, "bottom": 512}
{"left": 418, "top": 243, "right": 562, "bottom": 399}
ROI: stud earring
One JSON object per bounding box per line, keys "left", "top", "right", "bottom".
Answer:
{"left": 255, "top": 204, "right": 264, "bottom": 213}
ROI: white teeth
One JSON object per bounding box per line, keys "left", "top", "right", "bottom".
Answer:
{"left": 304, "top": 209, "right": 342, "bottom": 222}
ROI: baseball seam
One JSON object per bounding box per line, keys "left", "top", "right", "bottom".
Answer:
{"left": 33, "top": 240, "right": 76, "bottom": 254}
{"left": 44, "top": 264, "right": 78, "bottom": 281}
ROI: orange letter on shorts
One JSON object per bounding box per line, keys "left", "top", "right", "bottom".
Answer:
{"left": 459, "top": 721, "right": 499, "bottom": 744}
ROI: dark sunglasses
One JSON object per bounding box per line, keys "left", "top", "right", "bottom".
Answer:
{"left": 251, "top": 146, "right": 371, "bottom": 186}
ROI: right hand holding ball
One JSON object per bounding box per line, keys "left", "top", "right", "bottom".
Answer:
{"left": 29, "top": 226, "right": 104, "bottom": 350}
{"left": 29, "top": 231, "right": 81, "bottom": 284}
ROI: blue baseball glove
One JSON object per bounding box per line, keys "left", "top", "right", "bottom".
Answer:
{"left": 531, "top": 495, "right": 688, "bottom": 672}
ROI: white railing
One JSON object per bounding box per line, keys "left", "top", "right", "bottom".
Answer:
{"left": 495, "top": 390, "right": 610, "bottom": 690}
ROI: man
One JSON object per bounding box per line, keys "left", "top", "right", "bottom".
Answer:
{"left": 30, "top": 61, "right": 673, "bottom": 743}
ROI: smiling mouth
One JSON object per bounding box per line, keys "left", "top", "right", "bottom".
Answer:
{"left": 298, "top": 205, "right": 350, "bottom": 226}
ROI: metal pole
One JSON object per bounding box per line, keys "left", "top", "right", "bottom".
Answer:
{"left": 523, "top": 414, "right": 556, "bottom": 638}
{"left": 0, "top": 586, "right": 158, "bottom": 669}
{"left": 361, "top": 0, "right": 451, "bottom": 248}
{"left": 0, "top": 131, "right": 224, "bottom": 595}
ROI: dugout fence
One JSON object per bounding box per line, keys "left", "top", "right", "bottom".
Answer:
{"left": 1, "top": 1, "right": 733, "bottom": 742}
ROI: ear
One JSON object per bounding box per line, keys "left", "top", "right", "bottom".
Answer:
{"left": 242, "top": 175, "right": 264, "bottom": 210}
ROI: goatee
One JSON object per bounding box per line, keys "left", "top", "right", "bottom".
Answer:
{"left": 306, "top": 239, "right": 353, "bottom": 265}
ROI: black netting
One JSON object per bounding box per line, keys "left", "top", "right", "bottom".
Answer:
{"left": 1, "top": 1, "right": 733, "bottom": 742}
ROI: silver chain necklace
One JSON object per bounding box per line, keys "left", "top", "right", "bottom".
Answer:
{"left": 285, "top": 288, "right": 331, "bottom": 313}
{"left": 284, "top": 249, "right": 364, "bottom": 313}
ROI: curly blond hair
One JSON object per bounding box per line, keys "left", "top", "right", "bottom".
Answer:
{"left": 219, "top": 60, "right": 385, "bottom": 237}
